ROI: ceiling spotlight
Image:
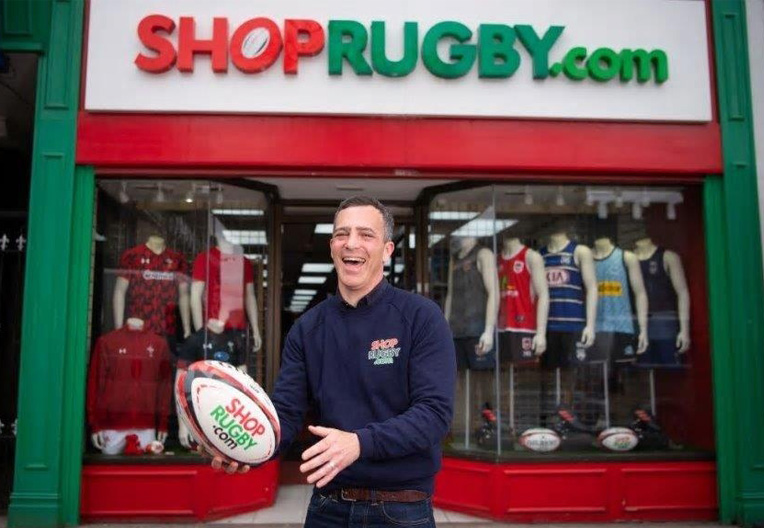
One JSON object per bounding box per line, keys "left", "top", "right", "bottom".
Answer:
{"left": 118, "top": 182, "right": 130, "bottom": 204}
{"left": 155, "top": 183, "right": 165, "bottom": 203}
{"left": 597, "top": 201, "right": 608, "bottom": 219}
{"left": 555, "top": 186, "right": 565, "bottom": 207}
{"left": 641, "top": 188, "right": 651, "bottom": 207}
{"left": 615, "top": 190, "right": 624, "bottom": 209}
{"left": 215, "top": 187, "right": 224, "bottom": 205}
{"left": 184, "top": 184, "right": 196, "bottom": 204}
{"left": 632, "top": 202, "right": 642, "bottom": 220}
{"left": 523, "top": 185, "right": 534, "bottom": 206}
{"left": 667, "top": 202, "right": 677, "bottom": 220}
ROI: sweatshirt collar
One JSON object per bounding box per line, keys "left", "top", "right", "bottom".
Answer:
{"left": 339, "top": 278, "right": 389, "bottom": 309}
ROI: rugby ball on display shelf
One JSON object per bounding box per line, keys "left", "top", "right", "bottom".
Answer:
{"left": 518, "top": 428, "right": 561, "bottom": 452}
{"left": 597, "top": 427, "right": 639, "bottom": 452}
{"left": 175, "top": 360, "right": 280, "bottom": 465}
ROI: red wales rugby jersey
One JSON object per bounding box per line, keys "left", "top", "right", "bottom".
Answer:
{"left": 192, "top": 247, "right": 254, "bottom": 330}
{"left": 118, "top": 244, "right": 188, "bottom": 335}
{"left": 86, "top": 327, "right": 172, "bottom": 432}
{"left": 497, "top": 247, "right": 537, "bottom": 332}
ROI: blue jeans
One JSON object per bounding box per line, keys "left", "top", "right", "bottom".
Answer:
{"left": 304, "top": 490, "right": 436, "bottom": 528}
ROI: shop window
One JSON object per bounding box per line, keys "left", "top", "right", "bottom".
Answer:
{"left": 428, "top": 184, "right": 713, "bottom": 459}
{"left": 85, "top": 180, "right": 268, "bottom": 459}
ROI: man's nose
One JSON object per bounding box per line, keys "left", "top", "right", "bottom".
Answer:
{"left": 346, "top": 230, "right": 361, "bottom": 248}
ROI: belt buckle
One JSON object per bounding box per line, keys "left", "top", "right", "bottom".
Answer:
{"left": 340, "top": 489, "right": 357, "bottom": 502}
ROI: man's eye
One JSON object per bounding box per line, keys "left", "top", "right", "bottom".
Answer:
{"left": 362, "top": 233, "right": 374, "bottom": 239}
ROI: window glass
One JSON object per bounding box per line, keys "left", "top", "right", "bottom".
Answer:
{"left": 86, "top": 179, "right": 268, "bottom": 458}
{"left": 430, "top": 184, "right": 713, "bottom": 458}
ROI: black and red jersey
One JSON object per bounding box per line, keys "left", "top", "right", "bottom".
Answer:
{"left": 118, "top": 244, "right": 188, "bottom": 335}
{"left": 86, "top": 327, "right": 172, "bottom": 432}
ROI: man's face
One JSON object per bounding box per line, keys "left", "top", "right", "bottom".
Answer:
{"left": 330, "top": 205, "right": 394, "bottom": 295}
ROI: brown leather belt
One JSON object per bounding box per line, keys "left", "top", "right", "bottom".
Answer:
{"left": 324, "top": 488, "right": 429, "bottom": 503}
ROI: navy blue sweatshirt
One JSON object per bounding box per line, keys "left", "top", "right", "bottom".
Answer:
{"left": 270, "top": 280, "right": 456, "bottom": 494}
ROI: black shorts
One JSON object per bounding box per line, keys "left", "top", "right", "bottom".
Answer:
{"left": 638, "top": 338, "right": 683, "bottom": 367}
{"left": 575, "top": 332, "right": 636, "bottom": 364}
{"left": 498, "top": 331, "right": 538, "bottom": 365}
{"left": 453, "top": 336, "right": 495, "bottom": 371}
{"left": 541, "top": 331, "right": 584, "bottom": 369}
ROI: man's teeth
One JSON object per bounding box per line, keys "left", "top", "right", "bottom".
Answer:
{"left": 343, "top": 257, "right": 365, "bottom": 264}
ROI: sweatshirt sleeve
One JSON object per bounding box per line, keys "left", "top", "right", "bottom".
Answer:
{"left": 156, "top": 339, "right": 173, "bottom": 432}
{"left": 269, "top": 323, "right": 311, "bottom": 456}
{"left": 354, "top": 302, "right": 456, "bottom": 460}
{"left": 86, "top": 338, "right": 105, "bottom": 432}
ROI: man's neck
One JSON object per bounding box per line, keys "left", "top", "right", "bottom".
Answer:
{"left": 338, "top": 276, "right": 384, "bottom": 307}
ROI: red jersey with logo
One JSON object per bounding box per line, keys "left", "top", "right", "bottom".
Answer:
{"left": 86, "top": 327, "right": 172, "bottom": 432}
{"left": 118, "top": 244, "right": 188, "bottom": 335}
{"left": 192, "top": 247, "right": 254, "bottom": 330}
{"left": 497, "top": 246, "right": 537, "bottom": 332}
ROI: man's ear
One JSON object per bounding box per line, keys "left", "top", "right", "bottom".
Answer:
{"left": 384, "top": 240, "right": 395, "bottom": 259}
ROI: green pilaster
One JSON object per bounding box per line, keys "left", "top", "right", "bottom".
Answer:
{"left": 711, "top": 1, "right": 764, "bottom": 525}
{"left": 704, "top": 177, "right": 736, "bottom": 523}
{"left": 7, "top": 1, "right": 86, "bottom": 527}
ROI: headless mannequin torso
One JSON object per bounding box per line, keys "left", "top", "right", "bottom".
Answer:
{"left": 444, "top": 237, "right": 499, "bottom": 354}
{"left": 544, "top": 232, "right": 598, "bottom": 347}
{"left": 500, "top": 237, "right": 549, "bottom": 354}
{"left": 592, "top": 237, "right": 649, "bottom": 353}
{"left": 633, "top": 238, "right": 691, "bottom": 353}
{"left": 190, "top": 238, "right": 262, "bottom": 353}
{"left": 113, "top": 235, "right": 191, "bottom": 338}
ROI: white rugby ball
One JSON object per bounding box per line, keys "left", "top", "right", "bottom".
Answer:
{"left": 176, "top": 360, "right": 280, "bottom": 465}
{"left": 241, "top": 27, "right": 270, "bottom": 58}
{"left": 518, "top": 428, "right": 561, "bottom": 452}
{"left": 597, "top": 427, "right": 639, "bottom": 452}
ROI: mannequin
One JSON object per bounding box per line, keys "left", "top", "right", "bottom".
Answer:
{"left": 176, "top": 318, "right": 248, "bottom": 448}
{"left": 539, "top": 229, "right": 598, "bottom": 367}
{"left": 444, "top": 236, "right": 498, "bottom": 448}
{"left": 87, "top": 317, "right": 172, "bottom": 454}
{"left": 191, "top": 236, "right": 262, "bottom": 353}
{"left": 589, "top": 236, "right": 648, "bottom": 362}
{"left": 113, "top": 234, "right": 191, "bottom": 341}
{"left": 497, "top": 237, "right": 549, "bottom": 363}
{"left": 537, "top": 228, "right": 597, "bottom": 429}
{"left": 444, "top": 236, "right": 499, "bottom": 369}
{"left": 633, "top": 237, "right": 691, "bottom": 365}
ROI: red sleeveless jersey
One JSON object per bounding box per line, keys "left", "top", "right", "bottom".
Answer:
{"left": 498, "top": 247, "right": 537, "bottom": 332}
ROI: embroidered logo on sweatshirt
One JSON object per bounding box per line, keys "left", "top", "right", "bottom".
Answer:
{"left": 367, "top": 338, "right": 401, "bottom": 366}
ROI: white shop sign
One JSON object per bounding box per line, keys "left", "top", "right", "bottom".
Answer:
{"left": 85, "top": 0, "right": 712, "bottom": 122}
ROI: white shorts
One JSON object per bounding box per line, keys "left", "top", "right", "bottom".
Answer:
{"left": 100, "top": 428, "right": 156, "bottom": 455}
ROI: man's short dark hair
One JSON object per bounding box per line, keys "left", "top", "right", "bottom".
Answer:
{"left": 334, "top": 196, "right": 394, "bottom": 242}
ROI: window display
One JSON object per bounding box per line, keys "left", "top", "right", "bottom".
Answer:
{"left": 427, "top": 184, "right": 713, "bottom": 459}
{"left": 85, "top": 180, "right": 268, "bottom": 458}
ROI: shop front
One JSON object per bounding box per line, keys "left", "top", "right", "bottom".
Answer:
{"left": 6, "top": 0, "right": 764, "bottom": 526}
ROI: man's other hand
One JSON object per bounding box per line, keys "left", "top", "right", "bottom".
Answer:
{"left": 300, "top": 425, "right": 361, "bottom": 488}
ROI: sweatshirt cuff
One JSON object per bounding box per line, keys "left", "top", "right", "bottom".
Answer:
{"left": 354, "top": 428, "right": 374, "bottom": 460}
